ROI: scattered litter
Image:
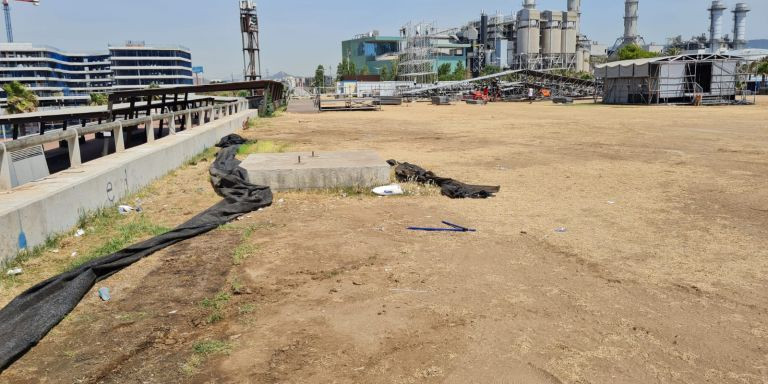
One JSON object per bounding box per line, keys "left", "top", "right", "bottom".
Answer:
{"left": 607, "top": 201, "right": 616, "bottom": 205}
{"left": 390, "top": 288, "right": 429, "bottom": 294}
{"left": 387, "top": 160, "right": 499, "bottom": 199}
{"left": 97, "top": 287, "right": 111, "bottom": 301}
{"left": 372, "top": 184, "right": 404, "bottom": 196}
{"left": 168, "top": 310, "right": 178, "bottom": 315}
{"left": 277, "top": 198, "right": 285, "bottom": 204}
{"left": 74, "top": 229, "right": 85, "bottom": 237}
{"left": 0, "top": 133, "right": 275, "bottom": 369}
{"left": 118, "top": 205, "right": 135, "bottom": 215}
{"left": 555, "top": 227, "right": 568, "bottom": 233}
{"left": 408, "top": 221, "right": 476, "bottom": 233}
{"left": 51, "top": 249, "right": 59, "bottom": 254}
{"left": 352, "top": 281, "right": 364, "bottom": 286}
{"left": 71, "top": 251, "right": 78, "bottom": 258}
{"left": 6, "top": 268, "right": 23, "bottom": 276}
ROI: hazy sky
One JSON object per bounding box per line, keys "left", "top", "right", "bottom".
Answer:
{"left": 7, "top": 0, "right": 767, "bottom": 78}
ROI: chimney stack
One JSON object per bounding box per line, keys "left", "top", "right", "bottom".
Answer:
{"left": 708, "top": 0, "right": 727, "bottom": 52}
{"left": 523, "top": 0, "right": 536, "bottom": 10}
{"left": 732, "top": 3, "right": 750, "bottom": 50}
{"left": 623, "top": 0, "right": 639, "bottom": 43}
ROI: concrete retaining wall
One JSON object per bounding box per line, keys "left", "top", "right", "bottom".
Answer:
{"left": 0, "top": 109, "right": 258, "bottom": 265}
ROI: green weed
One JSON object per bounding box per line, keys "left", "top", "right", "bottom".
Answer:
{"left": 236, "top": 140, "right": 289, "bottom": 156}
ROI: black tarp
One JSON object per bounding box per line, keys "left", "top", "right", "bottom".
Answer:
{"left": 387, "top": 160, "right": 500, "bottom": 199}
{"left": 0, "top": 134, "right": 272, "bottom": 372}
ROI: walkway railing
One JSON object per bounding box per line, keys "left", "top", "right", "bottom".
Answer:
{"left": 0, "top": 99, "right": 249, "bottom": 191}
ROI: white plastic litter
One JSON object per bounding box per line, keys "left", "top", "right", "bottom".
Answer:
{"left": 6, "top": 268, "right": 23, "bottom": 276}
{"left": 118, "top": 205, "right": 134, "bottom": 215}
{"left": 74, "top": 229, "right": 85, "bottom": 237}
{"left": 372, "top": 185, "right": 404, "bottom": 196}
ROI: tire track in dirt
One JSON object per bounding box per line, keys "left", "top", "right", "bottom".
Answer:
{"left": 1, "top": 230, "right": 241, "bottom": 384}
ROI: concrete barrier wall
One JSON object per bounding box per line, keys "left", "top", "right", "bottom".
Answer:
{"left": 0, "top": 109, "right": 258, "bottom": 265}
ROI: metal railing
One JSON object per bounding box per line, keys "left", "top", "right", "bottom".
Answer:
{"left": 0, "top": 99, "right": 249, "bottom": 191}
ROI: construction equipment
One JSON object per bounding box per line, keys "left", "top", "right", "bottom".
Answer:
{"left": 3, "top": 0, "right": 39, "bottom": 43}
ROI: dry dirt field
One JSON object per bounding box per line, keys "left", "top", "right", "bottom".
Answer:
{"left": 2, "top": 97, "right": 768, "bottom": 383}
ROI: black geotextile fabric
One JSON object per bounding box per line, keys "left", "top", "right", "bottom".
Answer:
{"left": 387, "top": 160, "right": 500, "bottom": 199}
{"left": 0, "top": 134, "right": 272, "bottom": 372}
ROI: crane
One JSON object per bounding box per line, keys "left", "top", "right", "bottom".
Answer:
{"left": 3, "top": 0, "right": 39, "bottom": 43}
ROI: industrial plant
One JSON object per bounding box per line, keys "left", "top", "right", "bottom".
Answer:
{"left": 392, "top": 0, "right": 591, "bottom": 83}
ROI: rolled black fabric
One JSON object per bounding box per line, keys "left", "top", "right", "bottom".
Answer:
{"left": 0, "top": 135, "right": 272, "bottom": 372}
{"left": 387, "top": 160, "right": 500, "bottom": 199}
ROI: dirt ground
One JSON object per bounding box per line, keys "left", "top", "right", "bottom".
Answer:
{"left": 2, "top": 97, "right": 768, "bottom": 383}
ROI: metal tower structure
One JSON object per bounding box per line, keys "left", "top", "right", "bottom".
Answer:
{"left": 239, "top": 0, "right": 261, "bottom": 81}
{"left": 2, "top": 0, "right": 39, "bottom": 43}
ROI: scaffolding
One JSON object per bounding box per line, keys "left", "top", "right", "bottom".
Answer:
{"left": 596, "top": 54, "right": 751, "bottom": 105}
{"left": 398, "top": 68, "right": 600, "bottom": 99}
{"left": 397, "top": 22, "right": 439, "bottom": 84}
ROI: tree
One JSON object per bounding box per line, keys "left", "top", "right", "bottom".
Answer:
{"left": 358, "top": 66, "right": 369, "bottom": 76}
{"left": 259, "top": 89, "right": 275, "bottom": 117}
{"left": 336, "top": 58, "right": 347, "bottom": 81}
{"left": 390, "top": 58, "right": 400, "bottom": 81}
{"left": 2, "top": 81, "right": 38, "bottom": 114}
{"left": 379, "top": 66, "right": 390, "bottom": 81}
{"left": 313, "top": 65, "right": 325, "bottom": 89}
{"left": 757, "top": 61, "right": 768, "bottom": 89}
{"left": 480, "top": 65, "right": 502, "bottom": 77}
{"left": 616, "top": 44, "right": 658, "bottom": 61}
{"left": 665, "top": 47, "right": 682, "bottom": 56}
{"left": 89, "top": 93, "right": 108, "bottom": 106}
{"left": 437, "top": 63, "right": 453, "bottom": 81}
{"left": 451, "top": 61, "right": 467, "bottom": 81}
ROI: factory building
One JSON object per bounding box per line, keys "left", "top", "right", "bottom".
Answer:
{"left": 341, "top": 0, "right": 594, "bottom": 83}
{"left": 459, "top": 0, "right": 590, "bottom": 73}
{"left": 666, "top": 1, "right": 752, "bottom": 55}
{"left": 340, "top": 32, "right": 403, "bottom": 76}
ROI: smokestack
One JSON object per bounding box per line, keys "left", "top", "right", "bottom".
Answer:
{"left": 623, "top": 0, "right": 639, "bottom": 43}
{"left": 708, "top": 0, "right": 727, "bottom": 52}
{"left": 732, "top": 3, "right": 750, "bottom": 50}
{"left": 567, "top": 0, "right": 580, "bottom": 13}
{"left": 568, "top": 0, "right": 581, "bottom": 35}
{"left": 523, "top": 0, "right": 536, "bottom": 10}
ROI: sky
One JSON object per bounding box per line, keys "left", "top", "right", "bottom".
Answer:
{"left": 7, "top": 0, "right": 767, "bottom": 79}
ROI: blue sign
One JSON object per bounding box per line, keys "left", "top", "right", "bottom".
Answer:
{"left": 192, "top": 66, "right": 204, "bottom": 74}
